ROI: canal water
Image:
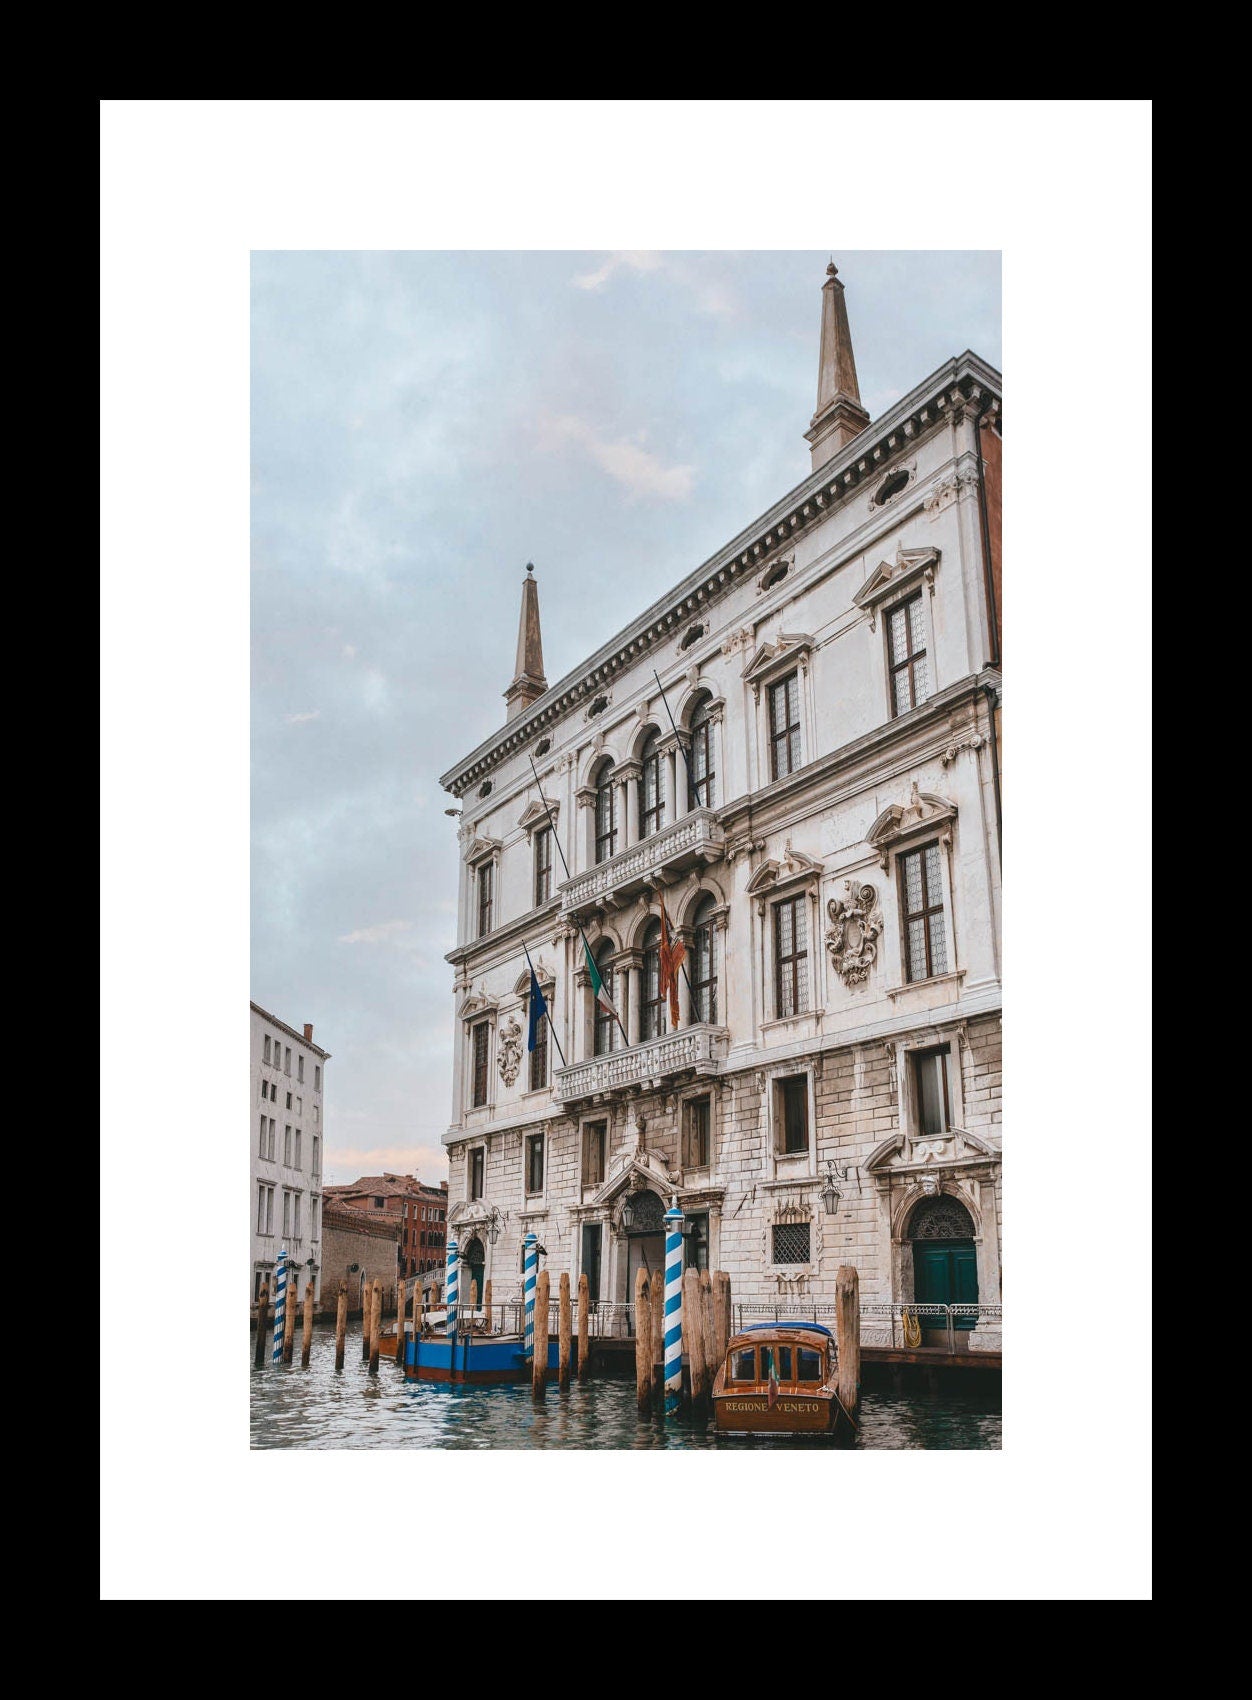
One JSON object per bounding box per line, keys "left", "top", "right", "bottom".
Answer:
{"left": 251, "top": 1325, "right": 1000, "bottom": 1450}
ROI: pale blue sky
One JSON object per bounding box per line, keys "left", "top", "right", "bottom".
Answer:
{"left": 250, "top": 248, "right": 1001, "bottom": 1183}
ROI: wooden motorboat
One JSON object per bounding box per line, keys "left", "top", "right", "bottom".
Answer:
{"left": 711, "top": 1322, "right": 850, "bottom": 1436}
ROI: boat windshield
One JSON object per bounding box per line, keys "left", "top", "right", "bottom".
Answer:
{"left": 797, "top": 1346, "right": 823, "bottom": 1382}
{"left": 760, "top": 1345, "right": 792, "bottom": 1380}
{"left": 730, "top": 1348, "right": 756, "bottom": 1382}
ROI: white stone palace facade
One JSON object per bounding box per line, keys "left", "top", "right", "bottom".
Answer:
{"left": 250, "top": 1002, "right": 330, "bottom": 1310}
{"left": 437, "top": 264, "right": 1002, "bottom": 1349}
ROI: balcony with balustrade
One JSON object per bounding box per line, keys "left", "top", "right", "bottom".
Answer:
{"left": 553, "top": 1022, "right": 729, "bottom": 1105}
{"left": 559, "top": 807, "right": 725, "bottom": 920}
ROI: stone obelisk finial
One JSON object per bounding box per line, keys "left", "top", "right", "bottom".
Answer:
{"left": 803, "top": 259, "right": 870, "bottom": 472}
{"left": 504, "top": 563, "right": 548, "bottom": 720}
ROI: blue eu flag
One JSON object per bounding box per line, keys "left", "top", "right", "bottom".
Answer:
{"left": 527, "top": 966, "right": 548, "bottom": 1052}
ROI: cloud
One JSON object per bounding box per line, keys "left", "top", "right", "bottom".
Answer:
{"left": 284, "top": 710, "right": 320, "bottom": 724}
{"left": 572, "top": 250, "right": 662, "bottom": 290}
{"left": 537, "top": 413, "right": 694, "bottom": 501}
{"left": 338, "top": 919, "right": 412, "bottom": 945}
{"left": 342, "top": 643, "right": 357, "bottom": 660}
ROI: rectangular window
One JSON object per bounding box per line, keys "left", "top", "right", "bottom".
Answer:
{"left": 688, "top": 714, "right": 716, "bottom": 810}
{"left": 911, "top": 1046, "right": 952, "bottom": 1138}
{"left": 529, "top": 1008, "right": 548, "bottom": 1091}
{"left": 534, "top": 827, "right": 552, "bottom": 907}
{"left": 582, "top": 1120, "right": 606, "bottom": 1187}
{"left": 469, "top": 1147, "right": 485, "bottom": 1200}
{"left": 731, "top": 1348, "right": 756, "bottom": 1382}
{"left": 293, "top": 1192, "right": 302, "bottom": 1237}
{"left": 777, "top": 1075, "right": 809, "bottom": 1155}
{"left": 472, "top": 1021, "right": 490, "bottom": 1108}
{"left": 312, "top": 1136, "right": 320, "bottom": 1178}
{"left": 284, "top": 1124, "right": 293, "bottom": 1166}
{"left": 270, "top": 1082, "right": 277, "bottom": 1102}
{"left": 773, "top": 896, "right": 809, "bottom": 1018}
{"left": 283, "top": 1190, "right": 292, "bottom": 1237}
{"left": 683, "top": 1097, "right": 711, "bottom": 1169}
{"left": 477, "top": 862, "right": 493, "bottom": 938}
{"left": 256, "top": 1184, "right": 267, "bottom": 1234}
{"left": 284, "top": 1046, "right": 292, "bottom": 1076}
{"left": 297, "top": 1055, "right": 304, "bottom": 1083}
{"left": 771, "top": 1221, "right": 811, "bottom": 1264}
{"left": 296, "top": 1097, "right": 302, "bottom": 1116}
{"left": 581, "top": 1223, "right": 602, "bottom": 1303}
{"left": 900, "top": 842, "right": 948, "bottom": 982}
{"left": 294, "top": 1129, "right": 302, "bottom": 1170}
{"left": 768, "top": 671, "right": 801, "bottom": 780}
{"left": 373, "top": 1196, "right": 384, "bottom": 1209}
{"left": 259, "top": 1114, "right": 268, "bottom": 1158}
{"left": 887, "top": 592, "right": 931, "bottom": 717}
{"left": 595, "top": 774, "right": 618, "bottom": 864}
{"left": 263, "top": 1036, "right": 271, "bottom": 1064}
{"left": 525, "top": 1133, "right": 545, "bottom": 1195}
{"left": 315, "top": 1065, "right": 321, "bottom": 1091}
{"left": 311, "top": 1197, "right": 319, "bottom": 1239}
{"left": 286, "top": 1091, "right": 292, "bottom": 1110}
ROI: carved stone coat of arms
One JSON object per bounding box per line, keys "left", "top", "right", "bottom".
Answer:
{"left": 826, "top": 881, "right": 883, "bottom": 988}
{"left": 497, "top": 1014, "right": 523, "bottom": 1086}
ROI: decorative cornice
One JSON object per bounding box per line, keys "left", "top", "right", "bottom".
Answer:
{"left": 438, "top": 354, "right": 1002, "bottom": 798}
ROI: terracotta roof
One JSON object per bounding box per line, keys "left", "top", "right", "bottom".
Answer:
{"left": 322, "top": 1202, "right": 402, "bottom": 1240}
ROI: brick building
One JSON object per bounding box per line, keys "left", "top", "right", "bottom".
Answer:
{"left": 435, "top": 260, "right": 1002, "bottom": 1348}
{"left": 319, "top": 1199, "right": 403, "bottom": 1319}
{"left": 323, "top": 1173, "right": 449, "bottom": 1287}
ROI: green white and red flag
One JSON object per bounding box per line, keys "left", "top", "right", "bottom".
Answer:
{"left": 582, "top": 935, "right": 619, "bottom": 1019}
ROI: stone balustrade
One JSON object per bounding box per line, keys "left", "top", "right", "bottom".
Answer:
{"left": 558, "top": 808, "right": 724, "bottom": 915}
{"left": 553, "top": 1023, "right": 729, "bottom": 1103}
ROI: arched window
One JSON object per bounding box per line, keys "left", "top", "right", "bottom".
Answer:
{"left": 593, "top": 941, "right": 617, "bottom": 1056}
{"left": 640, "top": 731, "right": 664, "bottom": 840}
{"left": 641, "top": 919, "right": 666, "bottom": 1041}
{"left": 595, "top": 762, "right": 618, "bottom": 864}
{"left": 687, "top": 696, "right": 716, "bottom": 810}
{"left": 691, "top": 895, "right": 718, "bottom": 1025}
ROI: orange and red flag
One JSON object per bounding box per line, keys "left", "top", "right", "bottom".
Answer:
{"left": 659, "top": 901, "right": 686, "bottom": 1027}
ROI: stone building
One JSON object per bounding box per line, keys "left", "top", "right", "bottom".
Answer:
{"left": 436, "top": 263, "right": 1002, "bottom": 1348}
{"left": 250, "top": 1002, "right": 330, "bottom": 1310}
{"left": 319, "top": 1200, "right": 402, "bottom": 1320}
{"left": 323, "top": 1173, "right": 449, "bottom": 1286}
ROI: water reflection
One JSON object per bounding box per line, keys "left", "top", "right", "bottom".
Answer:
{"left": 251, "top": 1326, "right": 1000, "bottom": 1451}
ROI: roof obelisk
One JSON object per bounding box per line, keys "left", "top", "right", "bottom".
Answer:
{"left": 803, "top": 259, "right": 870, "bottom": 471}
{"left": 504, "top": 563, "right": 548, "bottom": 720}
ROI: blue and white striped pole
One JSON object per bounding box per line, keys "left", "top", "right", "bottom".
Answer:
{"left": 523, "top": 1232, "right": 538, "bottom": 1360}
{"left": 271, "top": 1246, "right": 288, "bottom": 1365}
{"left": 663, "top": 1203, "right": 684, "bottom": 1415}
{"left": 445, "top": 1237, "right": 459, "bottom": 1355}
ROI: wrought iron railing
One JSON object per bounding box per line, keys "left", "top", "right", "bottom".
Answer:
{"left": 558, "top": 808, "right": 724, "bottom": 914}
{"left": 731, "top": 1299, "right": 1002, "bottom": 1355}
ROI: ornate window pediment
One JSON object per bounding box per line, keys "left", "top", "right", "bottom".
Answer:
{"left": 463, "top": 833, "right": 502, "bottom": 867}
{"left": 867, "top": 782, "right": 957, "bottom": 870}
{"left": 513, "top": 960, "right": 556, "bottom": 997}
{"left": 588, "top": 1149, "right": 678, "bottom": 1214}
{"left": 745, "top": 841, "right": 824, "bottom": 913}
{"left": 742, "top": 631, "right": 814, "bottom": 689}
{"left": 517, "top": 799, "right": 558, "bottom": 836}
{"left": 853, "top": 544, "right": 940, "bottom": 631}
{"left": 864, "top": 1126, "right": 999, "bottom": 1174}
{"left": 458, "top": 986, "right": 498, "bottom": 1021}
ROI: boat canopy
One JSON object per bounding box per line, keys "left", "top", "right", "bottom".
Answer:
{"left": 742, "top": 1321, "right": 833, "bottom": 1340}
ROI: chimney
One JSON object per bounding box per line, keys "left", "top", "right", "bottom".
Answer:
{"left": 303, "top": 1023, "right": 314, "bottom": 1043}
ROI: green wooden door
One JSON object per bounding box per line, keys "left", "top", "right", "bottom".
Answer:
{"left": 913, "top": 1241, "right": 979, "bottom": 1328}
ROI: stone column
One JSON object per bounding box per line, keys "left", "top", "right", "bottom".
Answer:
{"left": 709, "top": 709, "right": 725, "bottom": 812}
{"left": 621, "top": 954, "right": 642, "bottom": 1048}
{"left": 662, "top": 746, "right": 677, "bottom": 828}
{"left": 575, "top": 785, "right": 596, "bottom": 873}
{"left": 620, "top": 761, "right": 641, "bottom": 850}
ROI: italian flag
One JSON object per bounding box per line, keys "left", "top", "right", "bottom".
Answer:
{"left": 583, "top": 936, "right": 619, "bottom": 1019}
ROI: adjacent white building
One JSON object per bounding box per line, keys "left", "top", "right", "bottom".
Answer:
{"left": 250, "top": 1003, "right": 330, "bottom": 1308}
{"left": 436, "top": 263, "right": 1002, "bottom": 1348}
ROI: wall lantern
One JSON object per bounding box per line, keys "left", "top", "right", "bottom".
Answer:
{"left": 820, "top": 1158, "right": 852, "bottom": 1217}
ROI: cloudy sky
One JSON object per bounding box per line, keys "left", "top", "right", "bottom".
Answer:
{"left": 251, "top": 248, "right": 1002, "bottom": 1186}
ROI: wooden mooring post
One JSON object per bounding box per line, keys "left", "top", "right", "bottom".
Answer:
{"left": 283, "top": 1274, "right": 298, "bottom": 1364}
{"left": 558, "top": 1272, "right": 572, "bottom": 1391}
{"left": 361, "top": 1277, "right": 370, "bottom": 1361}
{"left": 713, "top": 1271, "right": 732, "bottom": 1372}
{"left": 683, "top": 1269, "right": 708, "bottom": 1412}
{"left": 700, "top": 1270, "right": 715, "bottom": 1388}
{"left": 395, "top": 1279, "right": 407, "bottom": 1365}
{"left": 483, "top": 1278, "right": 493, "bottom": 1329}
{"left": 649, "top": 1267, "right": 664, "bottom": 1406}
{"left": 577, "top": 1273, "right": 589, "bottom": 1380}
{"left": 532, "top": 1270, "right": 550, "bottom": 1401}
{"left": 254, "top": 1282, "right": 269, "bottom": 1368}
{"left": 301, "top": 1277, "right": 315, "bottom": 1368}
{"left": 634, "top": 1268, "right": 652, "bottom": 1417}
{"left": 835, "top": 1265, "right": 861, "bottom": 1419}
{"left": 369, "top": 1278, "right": 382, "bottom": 1375}
{"left": 334, "top": 1282, "right": 347, "bottom": 1371}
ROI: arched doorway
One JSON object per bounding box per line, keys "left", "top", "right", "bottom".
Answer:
{"left": 462, "top": 1236, "right": 486, "bottom": 1311}
{"left": 909, "top": 1193, "right": 978, "bottom": 1329}
{"left": 621, "top": 1189, "right": 667, "bottom": 1300}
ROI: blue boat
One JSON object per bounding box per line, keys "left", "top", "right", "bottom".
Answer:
{"left": 404, "top": 1325, "right": 567, "bottom": 1384}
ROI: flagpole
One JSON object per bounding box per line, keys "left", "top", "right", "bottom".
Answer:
{"left": 522, "top": 939, "right": 568, "bottom": 1071}
{"left": 652, "top": 669, "right": 695, "bottom": 800}
{"left": 530, "top": 754, "right": 631, "bottom": 1051}
{"left": 659, "top": 891, "right": 702, "bottom": 1025}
